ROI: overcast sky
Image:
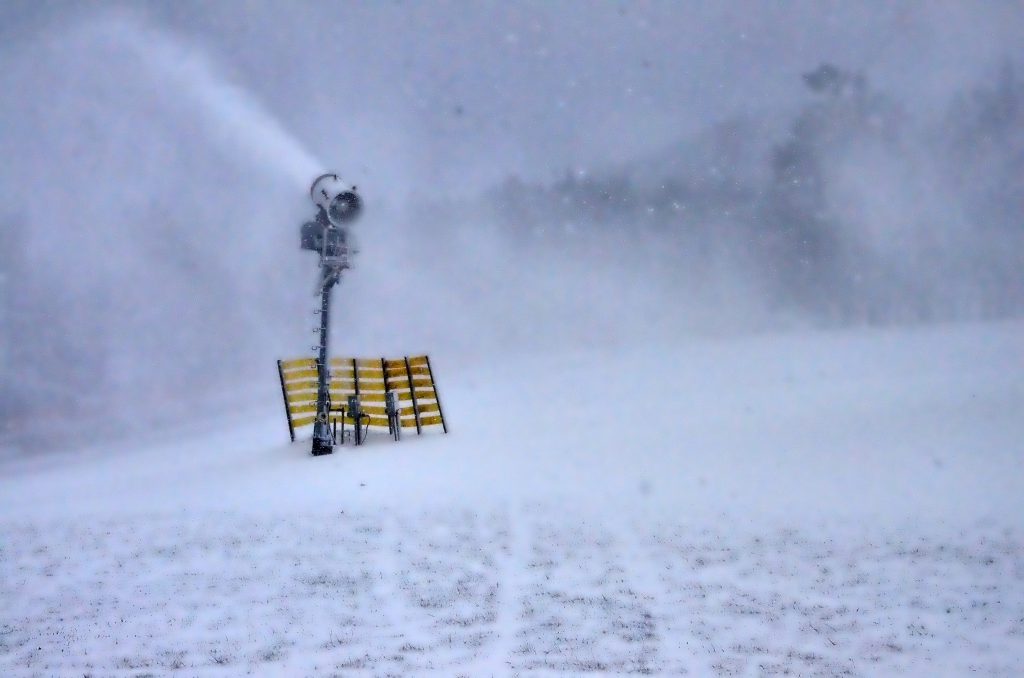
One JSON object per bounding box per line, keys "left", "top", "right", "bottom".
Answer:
{"left": 1, "top": 0, "right": 1022, "bottom": 445}
{"left": 3, "top": 0, "right": 1021, "bottom": 198}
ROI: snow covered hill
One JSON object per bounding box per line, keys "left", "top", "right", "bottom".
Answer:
{"left": 2, "top": 321, "right": 1022, "bottom": 675}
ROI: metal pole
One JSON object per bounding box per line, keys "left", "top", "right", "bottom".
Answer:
{"left": 311, "top": 279, "right": 335, "bottom": 455}
{"left": 300, "top": 174, "right": 360, "bottom": 456}
{"left": 424, "top": 355, "right": 448, "bottom": 433}
{"left": 277, "top": 360, "right": 296, "bottom": 442}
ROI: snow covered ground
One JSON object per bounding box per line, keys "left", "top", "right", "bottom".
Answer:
{"left": 2, "top": 320, "right": 1023, "bottom": 676}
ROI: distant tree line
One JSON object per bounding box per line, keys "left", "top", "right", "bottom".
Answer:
{"left": 482, "top": 61, "right": 1024, "bottom": 324}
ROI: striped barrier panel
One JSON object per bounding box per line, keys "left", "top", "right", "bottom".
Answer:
{"left": 276, "top": 355, "right": 447, "bottom": 442}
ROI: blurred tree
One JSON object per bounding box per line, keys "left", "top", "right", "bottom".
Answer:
{"left": 941, "top": 59, "right": 1024, "bottom": 316}
{"left": 761, "top": 63, "right": 901, "bottom": 321}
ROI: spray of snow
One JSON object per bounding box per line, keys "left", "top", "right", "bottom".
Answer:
{"left": 97, "top": 14, "right": 322, "bottom": 189}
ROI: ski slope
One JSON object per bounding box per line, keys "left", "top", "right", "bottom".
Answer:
{"left": 1, "top": 321, "right": 1022, "bottom": 675}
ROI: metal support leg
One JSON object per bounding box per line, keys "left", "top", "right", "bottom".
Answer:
{"left": 311, "top": 281, "right": 335, "bottom": 456}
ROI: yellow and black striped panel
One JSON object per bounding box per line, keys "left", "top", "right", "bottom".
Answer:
{"left": 290, "top": 411, "right": 395, "bottom": 430}
{"left": 284, "top": 379, "right": 318, "bottom": 391}
{"left": 386, "top": 365, "right": 430, "bottom": 378}
{"left": 285, "top": 391, "right": 317, "bottom": 405}
{"left": 282, "top": 368, "right": 319, "bottom": 381}
{"left": 329, "top": 382, "right": 386, "bottom": 395}
{"left": 329, "top": 379, "right": 355, "bottom": 392}
{"left": 291, "top": 415, "right": 316, "bottom": 429}
{"left": 349, "top": 404, "right": 389, "bottom": 417}
{"left": 398, "top": 414, "right": 443, "bottom": 428}
{"left": 330, "top": 414, "right": 391, "bottom": 428}
{"left": 396, "top": 355, "right": 445, "bottom": 431}
{"left": 389, "top": 377, "right": 434, "bottom": 390}
{"left": 279, "top": 355, "right": 446, "bottom": 435}
{"left": 280, "top": 360, "right": 315, "bottom": 376}
{"left": 335, "top": 391, "right": 387, "bottom": 403}
{"left": 413, "top": 402, "right": 441, "bottom": 415}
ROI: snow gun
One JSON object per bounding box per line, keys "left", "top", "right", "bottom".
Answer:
{"left": 300, "top": 173, "right": 362, "bottom": 456}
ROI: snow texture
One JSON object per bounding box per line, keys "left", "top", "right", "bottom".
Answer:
{"left": 1, "top": 321, "right": 1022, "bottom": 676}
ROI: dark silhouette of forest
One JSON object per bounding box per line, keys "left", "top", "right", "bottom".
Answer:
{"left": 481, "top": 61, "right": 1024, "bottom": 323}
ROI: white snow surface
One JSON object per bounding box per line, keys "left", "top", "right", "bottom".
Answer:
{"left": 2, "top": 321, "right": 1023, "bottom": 676}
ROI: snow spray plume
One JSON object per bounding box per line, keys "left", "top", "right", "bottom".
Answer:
{"left": 104, "top": 15, "right": 321, "bottom": 188}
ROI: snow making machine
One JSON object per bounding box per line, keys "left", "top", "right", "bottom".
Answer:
{"left": 279, "top": 174, "right": 448, "bottom": 455}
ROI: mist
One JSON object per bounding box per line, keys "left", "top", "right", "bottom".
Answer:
{"left": 3, "top": 6, "right": 1024, "bottom": 673}
{"left": 1, "top": 2, "right": 1022, "bottom": 448}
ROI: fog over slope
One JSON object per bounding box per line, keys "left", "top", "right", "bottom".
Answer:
{"left": 0, "top": 3, "right": 1022, "bottom": 447}
{"left": 0, "top": 14, "right": 318, "bottom": 437}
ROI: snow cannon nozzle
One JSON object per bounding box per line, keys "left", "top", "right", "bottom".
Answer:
{"left": 310, "top": 172, "right": 362, "bottom": 226}
{"left": 301, "top": 172, "right": 362, "bottom": 274}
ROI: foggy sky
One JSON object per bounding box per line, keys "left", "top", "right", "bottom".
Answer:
{"left": 1, "top": 1, "right": 1022, "bottom": 446}
{"left": 4, "top": 1, "right": 1021, "bottom": 197}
